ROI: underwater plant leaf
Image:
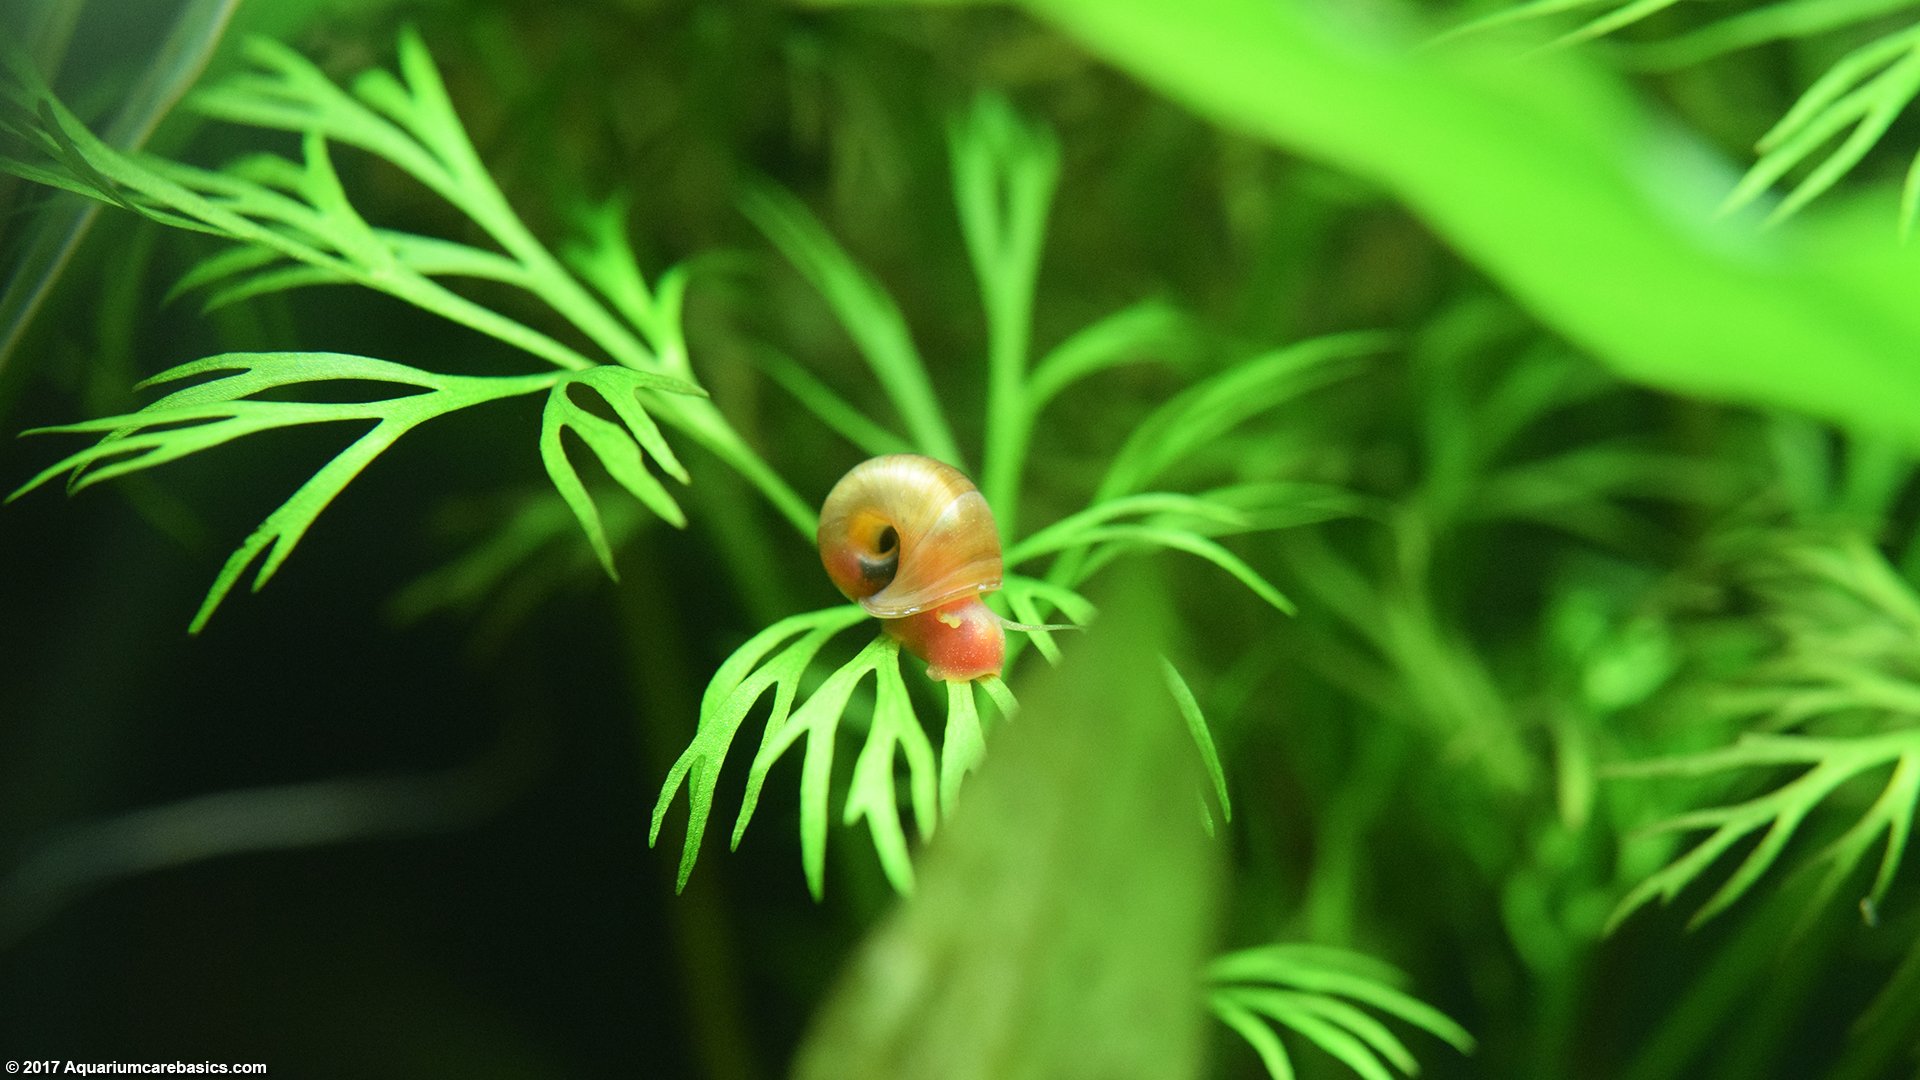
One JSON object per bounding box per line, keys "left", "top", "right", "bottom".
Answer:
{"left": 841, "top": 652, "right": 940, "bottom": 894}
{"left": 949, "top": 92, "right": 1059, "bottom": 520}
{"left": 1431, "top": 0, "right": 1614, "bottom": 45}
{"left": 539, "top": 367, "right": 694, "bottom": 576}
{"left": 0, "top": 0, "right": 239, "bottom": 373}
{"left": 1215, "top": 1000, "right": 1297, "bottom": 1080}
{"left": 5, "top": 352, "right": 634, "bottom": 630}
{"left": 649, "top": 605, "right": 869, "bottom": 891}
{"left": 1721, "top": 28, "right": 1920, "bottom": 228}
{"left": 939, "top": 681, "right": 988, "bottom": 818}
{"left": 169, "top": 229, "right": 527, "bottom": 309}
{"left": 949, "top": 92, "right": 1058, "bottom": 359}
{"left": 1607, "top": 731, "right": 1920, "bottom": 931}
{"left": 1005, "top": 492, "right": 1252, "bottom": 567}
{"left": 1210, "top": 943, "right": 1473, "bottom": 1080}
{"left": 13, "top": 89, "right": 600, "bottom": 370}
{"left": 1001, "top": 586, "right": 1065, "bottom": 665}
{"left": 663, "top": 623, "right": 953, "bottom": 899}
{"left": 791, "top": 574, "right": 1220, "bottom": 1080}
{"left": 5, "top": 28, "right": 698, "bottom": 380}
{"left": 1098, "top": 332, "right": 1388, "bottom": 500}
{"left": 1624, "top": 0, "right": 1917, "bottom": 70}
{"left": 1161, "top": 657, "right": 1231, "bottom": 827}
{"left": 1547, "top": 0, "right": 1685, "bottom": 49}
{"left": 999, "top": 574, "right": 1097, "bottom": 626}
{"left": 978, "top": 674, "right": 1019, "bottom": 722}
{"left": 1222, "top": 992, "right": 1395, "bottom": 1080}
{"left": 1024, "top": 0, "right": 1920, "bottom": 445}
{"left": 777, "top": 636, "right": 904, "bottom": 900}
{"left": 741, "top": 182, "right": 963, "bottom": 467}
{"left": 1024, "top": 299, "right": 1185, "bottom": 414}
{"left": 754, "top": 346, "right": 914, "bottom": 459}
{"left": 561, "top": 200, "right": 818, "bottom": 536}
{"left": 1445, "top": 3, "right": 1920, "bottom": 224}
{"left": 1026, "top": 522, "right": 1295, "bottom": 613}
{"left": 1, "top": 30, "right": 827, "bottom": 637}
{"left": 996, "top": 575, "right": 1096, "bottom": 667}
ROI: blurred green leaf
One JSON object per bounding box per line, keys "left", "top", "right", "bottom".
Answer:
{"left": 1021, "top": 0, "right": 1920, "bottom": 449}
{"left": 1210, "top": 944, "right": 1474, "bottom": 1080}
{"left": 791, "top": 573, "right": 1222, "bottom": 1080}
{"left": 0, "top": 0, "right": 240, "bottom": 372}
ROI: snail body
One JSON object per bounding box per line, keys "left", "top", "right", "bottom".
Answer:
{"left": 817, "top": 454, "right": 1005, "bottom": 682}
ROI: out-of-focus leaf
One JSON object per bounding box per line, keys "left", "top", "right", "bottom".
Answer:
{"left": 1019, "top": 0, "right": 1920, "bottom": 451}
{"left": 0, "top": 0, "right": 241, "bottom": 373}
{"left": 792, "top": 572, "right": 1222, "bottom": 1080}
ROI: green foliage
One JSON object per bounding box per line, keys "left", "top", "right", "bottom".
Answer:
{"left": 1163, "top": 657, "right": 1233, "bottom": 834}
{"left": 1437, "top": 0, "right": 1686, "bottom": 52}
{"left": 1028, "top": 0, "right": 1920, "bottom": 448}
{"left": 649, "top": 90, "right": 1354, "bottom": 897}
{"left": 5, "top": 352, "right": 687, "bottom": 629}
{"left": 0, "top": 28, "right": 820, "bottom": 627}
{"left": 790, "top": 576, "right": 1222, "bottom": 1080}
{"left": 1210, "top": 944, "right": 1474, "bottom": 1080}
{"left": 0, "top": 0, "right": 237, "bottom": 371}
{"left": 1446, "top": 0, "right": 1920, "bottom": 233}
{"left": 16, "top": 6, "right": 1920, "bottom": 1077}
{"left": 649, "top": 606, "right": 1015, "bottom": 898}
{"left": 1609, "top": 731, "right": 1920, "bottom": 930}
{"left": 1723, "top": 23, "right": 1920, "bottom": 231}
{"left": 1611, "top": 533, "right": 1920, "bottom": 930}
{"left": 540, "top": 366, "right": 691, "bottom": 576}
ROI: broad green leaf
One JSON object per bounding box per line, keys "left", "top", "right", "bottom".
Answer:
{"left": 792, "top": 574, "right": 1221, "bottom": 1080}
{"left": 1022, "top": 0, "right": 1920, "bottom": 448}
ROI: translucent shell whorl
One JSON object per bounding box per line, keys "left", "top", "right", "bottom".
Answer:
{"left": 816, "top": 455, "right": 1004, "bottom": 618}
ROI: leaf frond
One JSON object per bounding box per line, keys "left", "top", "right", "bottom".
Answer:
{"left": 1211, "top": 941, "right": 1473, "bottom": 1080}
{"left": 649, "top": 606, "right": 869, "bottom": 891}
{"left": 1607, "top": 731, "right": 1920, "bottom": 931}
{"left": 1099, "top": 332, "right": 1389, "bottom": 501}
{"left": 1720, "top": 24, "right": 1920, "bottom": 228}
{"left": 740, "top": 182, "right": 963, "bottom": 467}
{"left": 652, "top": 611, "right": 1018, "bottom": 897}
{"left": 7, "top": 352, "right": 588, "bottom": 628}
{"left": 1162, "top": 657, "right": 1232, "bottom": 828}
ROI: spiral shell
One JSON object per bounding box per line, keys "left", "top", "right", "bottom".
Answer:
{"left": 817, "top": 455, "right": 1003, "bottom": 617}
{"left": 817, "top": 454, "right": 1005, "bottom": 682}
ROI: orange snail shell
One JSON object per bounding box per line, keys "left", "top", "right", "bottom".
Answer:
{"left": 817, "top": 454, "right": 1005, "bottom": 682}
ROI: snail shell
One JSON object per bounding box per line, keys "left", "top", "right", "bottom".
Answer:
{"left": 817, "top": 454, "right": 1005, "bottom": 682}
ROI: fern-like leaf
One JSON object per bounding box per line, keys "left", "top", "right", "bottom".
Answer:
{"left": 1607, "top": 731, "right": 1920, "bottom": 930}
{"left": 540, "top": 367, "right": 693, "bottom": 577}
{"left": 1163, "top": 657, "right": 1233, "bottom": 835}
{"left": 649, "top": 608, "right": 1018, "bottom": 896}
{"left": 740, "top": 183, "right": 963, "bottom": 467}
{"left": 10, "top": 354, "right": 584, "bottom": 629}
{"left": 1211, "top": 943, "right": 1474, "bottom": 1080}
{"left": 1720, "top": 22, "right": 1920, "bottom": 229}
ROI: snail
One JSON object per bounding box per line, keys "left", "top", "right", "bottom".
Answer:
{"left": 817, "top": 454, "right": 1008, "bottom": 682}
